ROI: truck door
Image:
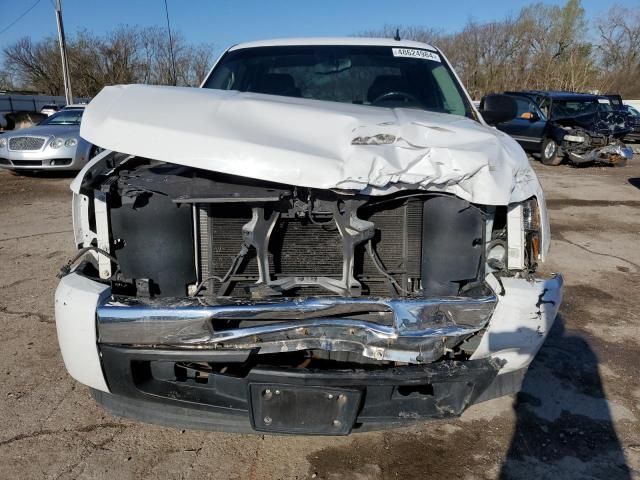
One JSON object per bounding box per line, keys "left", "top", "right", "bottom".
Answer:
{"left": 497, "top": 96, "right": 546, "bottom": 152}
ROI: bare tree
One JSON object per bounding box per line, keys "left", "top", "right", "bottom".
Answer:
{"left": 4, "top": 1, "right": 640, "bottom": 99}
{"left": 2, "top": 25, "right": 215, "bottom": 97}
{"left": 0, "top": 70, "right": 16, "bottom": 91}
{"left": 359, "top": 0, "right": 617, "bottom": 98}
{"left": 3, "top": 37, "right": 64, "bottom": 95}
{"left": 596, "top": 6, "right": 640, "bottom": 96}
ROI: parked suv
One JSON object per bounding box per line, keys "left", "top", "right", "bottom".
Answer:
{"left": 491, "top": 90, "right": 632, "bottom": 166}
{"left": 55, "top": 38, "right": 562, "bottom": 435}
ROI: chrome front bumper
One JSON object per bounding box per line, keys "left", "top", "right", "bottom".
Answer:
{"left": 55, "top": 271, "right": 563, "bottom": 395}
{"left": 0, "top": 144, "right": 86, "bottom": 170}
{"left": 97, "top": 295, "right": 497, "bottom": 364}
{"left": 95, "top": 273, "right": 563, "bottom": 368}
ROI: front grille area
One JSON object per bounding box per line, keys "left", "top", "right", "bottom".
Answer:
{"left": 110, "top": 161, "right": 486, "bottom": 300}
{"left": 589, "top": 134, "right": 607, "bottom": 147}
{"left": 8, "top": 136, "right": 46, "bottom": 151}
{"left": 198, "top": 199, "right": 424, "bottom": 298}
{"left": 0, "top": 158, "right": 10, "bottom": 165}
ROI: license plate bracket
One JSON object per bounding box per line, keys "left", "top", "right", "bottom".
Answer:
{"left": 249, "top": 384, "right": 361, "bottom": 435}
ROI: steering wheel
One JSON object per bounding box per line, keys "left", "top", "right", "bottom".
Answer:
{"left": 371, "top": 91, "right": 421, "bottom": 106}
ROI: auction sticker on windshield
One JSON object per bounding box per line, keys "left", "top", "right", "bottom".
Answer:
{"left": 392, "top": 48, "right": 441, "bottom": 62}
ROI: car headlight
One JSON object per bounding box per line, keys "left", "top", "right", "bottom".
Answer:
{"left": 0, "top": 138, "right": 6, "bottom": 148}
{"left": 65, "top": 138, "right": 78, "bottom": 147}
{"left": 564, "top": 134, "right": 585, "bottom": 143}
{"left": 50, "top": 138, "right": 64, "bottom": 149}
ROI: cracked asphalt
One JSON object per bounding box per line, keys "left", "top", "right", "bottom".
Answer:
{"left": 0, "top": 157, "right": 639, "bottom": 480}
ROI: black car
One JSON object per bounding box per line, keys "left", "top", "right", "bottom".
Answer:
{"left": 490, "top": 90, "right": 632, "bottom": 166}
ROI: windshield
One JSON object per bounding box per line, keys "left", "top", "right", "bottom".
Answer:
{"left": 550, "top": 99, "right": 599, "bottom": 120}
{"left": 203, "top": 45, "right": 472, "bottom": 118}
{"left": 39, "top": 109, "right": 83, "bottom": 125}
{"left": 597, "top": 98, "right": 613, "bottom": 113}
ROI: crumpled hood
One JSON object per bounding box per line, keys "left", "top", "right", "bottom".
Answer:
{"left": 553, "top": 112, "right": 631, "bottom": 136}
{"left": 81, "top": 84, "right": 541, "bottom": 205}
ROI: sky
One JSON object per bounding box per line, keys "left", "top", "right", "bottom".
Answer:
{"left": 0, "top": 0, "right": 636, "bottom": 58}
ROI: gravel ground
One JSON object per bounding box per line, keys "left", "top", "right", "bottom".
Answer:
{"left": 0, "top": 157, "right": 639, "bottom": 480}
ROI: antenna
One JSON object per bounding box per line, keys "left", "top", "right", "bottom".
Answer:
{"left": 394, "top": 29, "right": 401, "bottom": 41}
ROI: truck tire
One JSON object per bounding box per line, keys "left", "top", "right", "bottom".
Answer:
{"left": 540, "top": 138, "right": 562, "bottom": 165}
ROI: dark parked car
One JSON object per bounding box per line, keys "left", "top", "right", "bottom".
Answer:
{"left": 488, "top": 90, "right": 632, "bottom": 166}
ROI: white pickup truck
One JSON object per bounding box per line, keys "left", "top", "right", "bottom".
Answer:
{"left": 55, "top": 37, "right": 563, "bottom": 435}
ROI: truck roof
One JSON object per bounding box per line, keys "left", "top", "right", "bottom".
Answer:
{"left": 229, "top": 37, "right": 439, "bottom": 52}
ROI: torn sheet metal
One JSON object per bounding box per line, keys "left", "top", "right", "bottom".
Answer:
{"left": 80, "top": 84, "right": 542, "bottom": 206}
{"left": 566, "top": 143, "right": 633, "bottom": 165}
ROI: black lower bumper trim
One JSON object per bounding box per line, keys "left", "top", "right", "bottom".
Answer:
{"left": 97, "top": 345, "right": 504, "bottom": 434}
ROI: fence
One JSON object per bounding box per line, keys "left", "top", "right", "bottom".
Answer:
{"left": 0, "top": 93, "right": 91, "bottom": 114}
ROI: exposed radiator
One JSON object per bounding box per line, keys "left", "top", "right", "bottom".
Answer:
{"left": 197, "top": 199, "right": 423, "bottom": 297}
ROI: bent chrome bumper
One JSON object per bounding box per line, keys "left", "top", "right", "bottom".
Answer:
{"left": 55, "top": 271, "right": 563, "bottom": 397}
{"left": 567, "top": 144, "right": 633, "bottom": 164}
{"left": 97, "top": 295, "right": 497, "bottom": 364}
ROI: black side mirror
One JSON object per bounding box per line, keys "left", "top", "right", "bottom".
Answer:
{"left": 479, "top": 94, "right": 518, "bottom": 125}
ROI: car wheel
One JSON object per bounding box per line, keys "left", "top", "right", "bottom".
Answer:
{"left": 540, "top": 138, "right": 562, "bottom": 165}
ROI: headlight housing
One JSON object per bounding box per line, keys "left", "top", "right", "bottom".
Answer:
{"left": 0, "top": 137, "right": 6, "bottom": 148}
{"left": 522, "top": 197, "right": 541, "bottom": 269}
{"left": 564, "top": 134, "right": 585, "bottom": 143}
{"left": 50, "top": 138, "right": 64, "bottom": 149}
{"left": 65, "top": 138, "right": 78, "bottom": 147}
{"left": 507, "top": 197, "right": 542, "bottom": 271}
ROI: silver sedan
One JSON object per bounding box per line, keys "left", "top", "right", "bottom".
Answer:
{"left": 0, "top": 107, "right": 94, "bottom": 172}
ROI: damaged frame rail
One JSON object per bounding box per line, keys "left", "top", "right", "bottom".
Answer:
{"left": 97, "top": 294, "right": 497, "bottom": 364}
